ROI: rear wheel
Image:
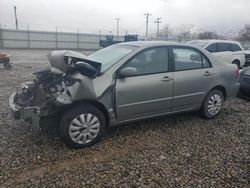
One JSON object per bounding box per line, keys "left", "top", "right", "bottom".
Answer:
{"left": 232, "top": 60, "right": 240, "bottom": 69}
{"left": 59, "top": 104, "right": 106, "bottom": 148}
{"left": 201, "top": 89, "right": 224, "bottom": 119}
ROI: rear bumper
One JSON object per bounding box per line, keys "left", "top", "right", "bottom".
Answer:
{"left": 9, "top": 93, "right": 55, "bottom": 128}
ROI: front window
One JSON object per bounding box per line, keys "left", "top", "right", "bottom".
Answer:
{"left": 206, "top": 44, "right": 217, "bottom": 53}
{"left": 88, "top": 45, "right": 137, "bottom": 72}
{"left": 124, "top": 47, "right": 168, "bottom": 76}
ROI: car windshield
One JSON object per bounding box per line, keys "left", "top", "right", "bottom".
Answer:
{"left": 88, "top": 45, "right": 138, "bottom": 72}
{"left": 188, "top": 41, "right": 208, "bottom": 48}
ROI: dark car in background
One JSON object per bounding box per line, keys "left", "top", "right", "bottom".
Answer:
{"left": 239, "top": 66, "right": 250, "bottom": 95}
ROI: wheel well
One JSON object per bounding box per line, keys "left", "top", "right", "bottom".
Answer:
{"left": 232, "top": 59, "right": 240, "bottom": 63}
{"left": 211, "top": 86, "right": 227, "bottom": 99}
{"left": 62, "top": 100, "right": 110, "bottom": 126}
{"left": 232, "top": 59, "right": 240, "bottom": 66}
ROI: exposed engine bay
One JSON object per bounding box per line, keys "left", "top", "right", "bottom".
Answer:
{"left": 14, "top": 68, "right": 73, "bottom": 107}
{"left": 10, "top": 50, "right": 102, "bottom": 127}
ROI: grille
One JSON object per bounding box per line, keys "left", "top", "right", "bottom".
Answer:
{"left": 245, "top": 53, "right": 250, "bottom": 58}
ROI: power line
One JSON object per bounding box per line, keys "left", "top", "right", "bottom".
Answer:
{"left": 144, "top": 12, "right": 152, "bottom": 37}
{"left": 154, "top": 17, "right": 162, "bottom": 39}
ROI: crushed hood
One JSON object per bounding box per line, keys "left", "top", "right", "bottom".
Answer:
{"left": 47, "top": 50, "right": 102, "bottom": 77}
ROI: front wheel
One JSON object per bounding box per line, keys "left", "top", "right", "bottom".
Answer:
{"left": 201, "top": 89, "right": 224, "bottom": 119}
{"left": 59, "top": 104, "right": 106, "bottom": 148}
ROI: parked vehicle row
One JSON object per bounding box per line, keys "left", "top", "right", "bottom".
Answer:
{"left": 188, "top": 40, "right": 246, "bottom": 68}
{"left": 9, "top": 41, "right": 240, "bottom": 148}
{"left": 188, "top": 40, "right": 250, "bottom": 95}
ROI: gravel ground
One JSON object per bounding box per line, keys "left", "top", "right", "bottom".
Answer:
{"left": 0, "top": 50, "right": 249, "bottom": 187}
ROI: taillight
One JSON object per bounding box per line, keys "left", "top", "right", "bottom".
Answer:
{"left": 235, "top": 69, "right": 240, "bottom": 76}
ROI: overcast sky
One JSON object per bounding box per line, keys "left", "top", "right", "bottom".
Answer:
{"left": 0, "top": 0, "right": 249, "bottom": 36}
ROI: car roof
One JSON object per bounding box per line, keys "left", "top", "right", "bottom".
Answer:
{"left": 117, "top": 41, "right": 194, "bottom": 48}
{"left": 189, "top": 39, "right": 241, "bottom": 45}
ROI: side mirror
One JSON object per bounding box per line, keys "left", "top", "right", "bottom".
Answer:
{"left": 119, "top": 67, "right": 137, "bottom": 77}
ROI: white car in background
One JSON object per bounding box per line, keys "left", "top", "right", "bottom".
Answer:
{"left": 188, "top": 40, "right": 245, "bottom": 68}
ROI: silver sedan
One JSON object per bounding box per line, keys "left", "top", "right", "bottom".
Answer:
{"left": 10, "top": 41, "right": 240, "bottom": 148}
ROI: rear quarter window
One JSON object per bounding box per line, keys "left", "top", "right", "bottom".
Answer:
{"left": 231, "top": 44, "right": 242, "bottom": 52}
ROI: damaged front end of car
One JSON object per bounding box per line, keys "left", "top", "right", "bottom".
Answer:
{"left": 9, "top": 50, "right": 101, "bottom": 128}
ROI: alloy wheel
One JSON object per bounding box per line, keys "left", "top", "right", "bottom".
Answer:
{"left": 207, "top": 93, "right": 222, "bottom": 116}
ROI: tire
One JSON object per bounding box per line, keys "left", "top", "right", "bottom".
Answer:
{"left": 232, "top": 60, "right": 240, "bottom": 69}
{"left": 59, "top": 104, "right": 106, "bottom": 149}
{"left": 201, "top": 89, "right": 224, "bottom": 119}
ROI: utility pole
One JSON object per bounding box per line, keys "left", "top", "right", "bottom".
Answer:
{"left": 14, "top": 5, "right": 18, "bottom": 30}
{"left": 154, "top": 17, "right": 162, "bottom": 39}
{"left": 115, "top": 18, "right": 120, "bottom": 40}
{"left": 144, "top": 12, "right": 152, "bottom": 38}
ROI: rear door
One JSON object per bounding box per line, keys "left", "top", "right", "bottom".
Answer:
{"left": 115, "top": 47, "right": 173, "bottom": 121}
{"left": 171, "top": 47, "right": 214, "bottom": 111}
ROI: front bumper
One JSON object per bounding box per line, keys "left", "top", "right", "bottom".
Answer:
{"left": 9, "top": 93, "right": 55, "bottom": 128}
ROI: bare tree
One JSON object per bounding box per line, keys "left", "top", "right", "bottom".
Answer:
{"left": 159, "top": 25, "right": 172, "bottom": 40}
{"left": 198, "top": 31, "right": 218, "bottom": 39}
{"left": 238, "top": 24, "right": 250, "bottom": 42}
{"left": 177, "top": 31, "right": 191, "bottom": 42}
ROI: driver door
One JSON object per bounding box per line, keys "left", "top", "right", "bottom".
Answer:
{"left": 115, "top": 47, "right": 174, "bottom": 121}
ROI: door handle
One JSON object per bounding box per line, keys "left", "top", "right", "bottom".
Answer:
{"left": 203, "top": 71, "right": 212, "bottom": 77}
{"left": 161, "top": 76, "right": 173, "bottom": 82}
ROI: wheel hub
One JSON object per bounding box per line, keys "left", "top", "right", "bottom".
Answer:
{"left": 68, "top": 113, "right": 101, "bottom": 145}
{"left": 207, "top": 93, "right": 222, "bottom": 116}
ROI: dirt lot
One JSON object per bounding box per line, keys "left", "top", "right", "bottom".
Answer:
{"left": 0, "top": 49, "right": 249, "bottom": 187}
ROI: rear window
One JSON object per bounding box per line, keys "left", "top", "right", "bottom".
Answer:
{"left": 231, "top": 44, "right": 242, "bottom": 52}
